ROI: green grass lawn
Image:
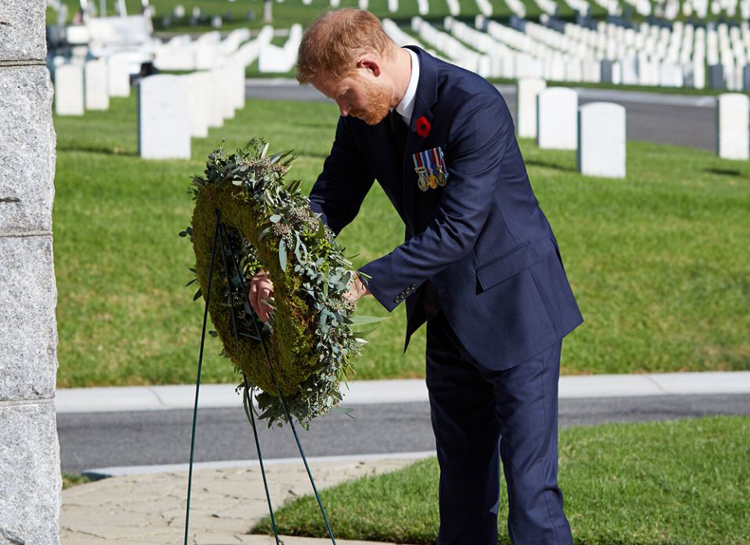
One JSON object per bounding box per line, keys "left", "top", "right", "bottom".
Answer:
{"left": 251, "top": 416, "right": 750, "bottom": 544}
{"left": 53, "top": 94, "right": 750, "bottom": 387}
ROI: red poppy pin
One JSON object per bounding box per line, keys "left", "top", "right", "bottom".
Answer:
{"left": 415, "top": 116, "right": 431, "bottom": 138}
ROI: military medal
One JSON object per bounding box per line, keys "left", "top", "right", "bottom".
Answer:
{"left": 433, "top": 147, "right": 449, "bottom": 186}
{"left": 413, "top": 146, "right": 449, "bottom": 191}
{"left": 413, "top": 154, "right": 430, "bottom": 192}
{"left": 417, "top": 168, "right": 429, "bottom": 191}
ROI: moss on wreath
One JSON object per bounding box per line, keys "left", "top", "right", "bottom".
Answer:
{"left": 186, "top": 139, "right": 385, "bottom": 428}
{"left": 192, "top": 180, "right": 316, "bottom": 396}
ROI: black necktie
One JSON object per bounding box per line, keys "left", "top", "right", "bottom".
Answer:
{"left": 389, "top": 109, "right": 408, "bottom": 156}
{"left": 388, "top": 111, "right": 441, "bottom": 320}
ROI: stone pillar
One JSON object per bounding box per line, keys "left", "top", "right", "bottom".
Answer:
{"left": 0, "top": 1, "right": 62, "bottom": 544}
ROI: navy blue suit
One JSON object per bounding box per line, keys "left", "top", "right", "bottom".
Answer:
{"left": 309, "top": 45, "right": 584, "bottom": 544}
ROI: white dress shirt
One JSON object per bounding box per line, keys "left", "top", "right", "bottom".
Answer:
{"left": 394, "top": 48, "right": 420, "bottom": 126}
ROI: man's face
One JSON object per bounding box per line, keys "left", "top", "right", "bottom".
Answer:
{"left": 312, "top": 68, "right": 392, "bottom": 125}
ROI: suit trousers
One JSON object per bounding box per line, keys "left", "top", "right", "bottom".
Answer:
{"left": 425, "top": 308, "right": 573, "bottom": 545}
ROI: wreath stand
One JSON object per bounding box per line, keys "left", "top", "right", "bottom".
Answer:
{"left": 183, "top": 210, "right": 338, "bottom": 545}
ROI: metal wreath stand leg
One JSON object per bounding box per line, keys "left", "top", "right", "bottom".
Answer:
{"left": 183, "top": 210, "right": 338, "bottom": 545}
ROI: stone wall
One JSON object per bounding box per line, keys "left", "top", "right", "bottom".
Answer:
{"left": 0, "top": 1, "right": 62, "bottom": 544}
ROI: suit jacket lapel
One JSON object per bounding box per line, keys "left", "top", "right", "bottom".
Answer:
{"left": 401, "top": 46, "right": 439, "bottom": 231}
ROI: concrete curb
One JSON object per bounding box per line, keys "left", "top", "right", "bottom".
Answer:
{"left": 83, "top": 450, "right": 437, "bottom": 479}
{"left": 55, "top": 372, "right": 750, "bottom": 414}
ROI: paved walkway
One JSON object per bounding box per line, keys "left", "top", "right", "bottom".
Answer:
{"left": 56, "top": 372, "right": 750, "bottom": 413}
{"left": 62, "top": 457, "right": 417, "bottom": 545}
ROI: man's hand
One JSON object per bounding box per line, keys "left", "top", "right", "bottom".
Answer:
{"left": 344, "top": 272, "right": 371, "bottom": 303}
{"left": 250, "top": 269, "right": 368, "bottom": 320}
{"left": 249, "top": 269, "right": 275, "bottom": 322}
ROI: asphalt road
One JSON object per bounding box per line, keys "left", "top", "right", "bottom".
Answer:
{"left": 245, "top": 82, "right": 717, "bottom": 151}
{"left": 59, "top": 394, "right": 750, "bottom": 474}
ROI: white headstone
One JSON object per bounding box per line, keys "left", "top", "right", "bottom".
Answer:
{"left": 537, "top": 87, "right": 578, "bottom": 150}
{"left": 84, "top": 59, "right": 109, "bottom": 110}
{"left": 659, "top": 61, "right": 684, "bottom": 87}
{"left": 54, "top": 64, "right": 84, "bottom": 116}
{"left": 138, "top": 75, "right": 191, "bottom": 160}
{"left": 230, "top": 58, "right": 246, "bottom": 111}
{"left": 194, "top": 44, "right": 219, "bottom": 70}
{"left": 516, "top": 77, "right": 547, "bottom": 138}
{"left": 207, "top": 68, "right": 225, "bottom": 128}
{"left": 621, "top": 56, "right": 639, "bottom": 84}
{"left": 186, "top": 72, "right": 210, "bottom": 138}
{"left": 716, "top": 93, "right": 750, "bottom": 159}
{"left": 218, "top": 64, "right": 236, "bottom": 121}
{"left": 154, "top": 43, "right": 195, "bottom": 71}
{"left": 107, "top": 54, "right": 131, "bottom": 97}
{"left": 578, "top": 102, "right": 626, "bottom": 178}
{"left": 258, "top": 43, "right": 293, "bottom": 73}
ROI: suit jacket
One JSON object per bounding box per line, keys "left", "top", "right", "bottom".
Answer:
{"left": 308, "top": 45, "right": 584, "bottom": 371}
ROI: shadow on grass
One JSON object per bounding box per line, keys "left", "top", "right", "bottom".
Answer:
{"left": 526, "top": 158, "right": 578, "bottom": 173}
{"left": 57, "top": 145, "right": 137, "bottom": 157}
{"left": 705, "top": 167, "right": 746, "bottom": 178}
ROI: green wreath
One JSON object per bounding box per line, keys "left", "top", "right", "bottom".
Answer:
{"left": 183, "top": 138, "right": 385, "bottom": 428}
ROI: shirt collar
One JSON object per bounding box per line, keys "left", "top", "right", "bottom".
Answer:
{"left": 394, "top": 47, "right": 419, "bottom": 125}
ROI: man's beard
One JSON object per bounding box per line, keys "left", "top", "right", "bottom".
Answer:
{"left": 351, "top": 76, "right": 392, "bottom": 125}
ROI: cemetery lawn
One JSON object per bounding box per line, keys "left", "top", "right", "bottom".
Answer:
{"left": 53, "top": 95, "right": 750, "bottom": 387}
{"left": 251, "top": 416, "right": 750, "bottom": 545}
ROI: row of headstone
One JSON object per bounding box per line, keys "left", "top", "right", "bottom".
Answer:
{"left": 382, "top": 19, "right": 449, "bottom": 63}
{"left": 516, "top": 78, "right": 626, "bottom": 178}
{"left": 420, "top": 14, "right": 750, "bottom": 92}
{"left": 474, "top": 15, "right": 748, "bottom": 90}
{"left": 55, "top": 59, "right": 106, "bottom": 115}
{"left": 136, "top": 24, "right": 281, "bottom": 160}
{"left": 55, "top": 26, "right": 258, "bottom": 118}
{"left": 53, "top": 50, "right": 137, "bottom": 115}
{"left": 155, "top": 28, "right": 255, "bottom": 72}
{"left": 415, "top": 18, "right": 490, "bottom": 76}
{"left": 138, "top": 55, "right": 248, "bottom": 160}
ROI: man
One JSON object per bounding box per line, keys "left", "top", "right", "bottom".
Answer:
{"left": 249, "top": 8, "right": 584, "bottom": 545}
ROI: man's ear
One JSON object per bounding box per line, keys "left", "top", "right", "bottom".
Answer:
{"left": 357, "top": 57, "right": 382, "bottom": 77}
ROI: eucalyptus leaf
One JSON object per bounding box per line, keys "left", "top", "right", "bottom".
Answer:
{"left": 347, "top": 315, "right": 390, "bottom": 326}
{"left": 278, "top": 238, "right": 287, "bottom": 271}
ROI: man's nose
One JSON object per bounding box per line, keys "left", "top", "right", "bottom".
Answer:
{"left": 337, "top": 100, "right": 350, "bottom": 117}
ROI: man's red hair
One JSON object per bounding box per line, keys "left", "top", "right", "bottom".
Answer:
{"left": 296, "top": 8, "right": 397, "bottom": 84}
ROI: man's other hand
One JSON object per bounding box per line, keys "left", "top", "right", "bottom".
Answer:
{"left": 249, "top": 269, "right": 275, "bottom": 322}
{"left": 344, "top": 272, "right": 371, "bottom": 303}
